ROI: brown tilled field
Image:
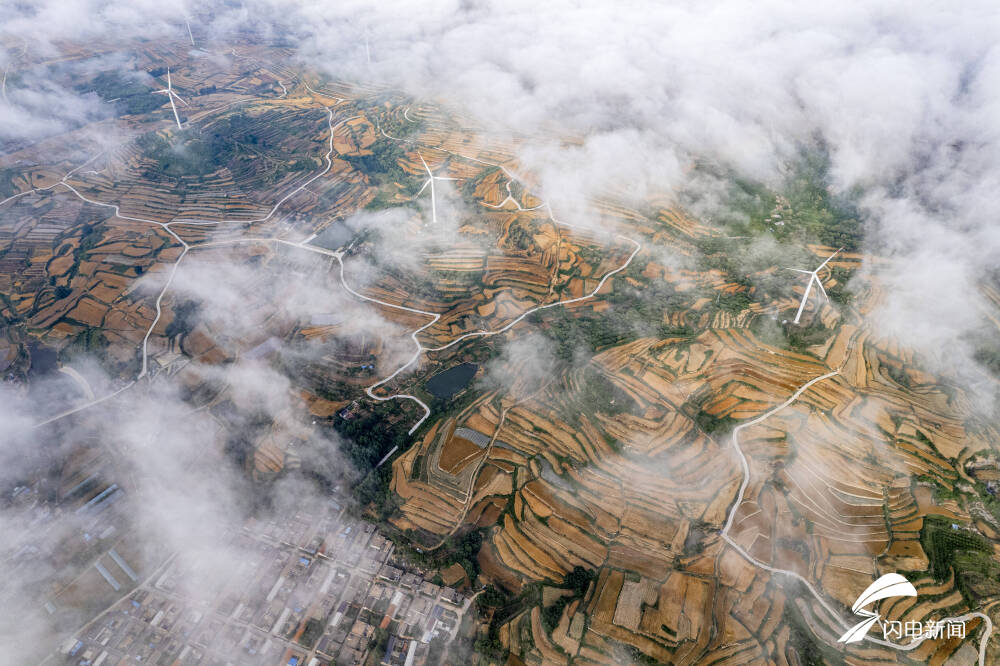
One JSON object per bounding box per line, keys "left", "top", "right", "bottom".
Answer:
{"left": 3, "top": 41, "right": 998, "bottom": 666}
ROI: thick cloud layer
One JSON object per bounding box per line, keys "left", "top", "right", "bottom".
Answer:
{"left": 4, "top": 1, "right": 999, "bottom": 374}
{"left": 284, "top": 0, "right": 1000, "bottom": 380}
{"left": 3, "top": 0, "right": 1000, "bottom": 659}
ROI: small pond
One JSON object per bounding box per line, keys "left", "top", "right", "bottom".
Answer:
{"left": 27, "top": 341, "right": 58, "bottom": 376}
{"left": 425, "top": 362, "right": 478, "bottom": 400}
{"left": 312, "top": 221, "right": 353, "bottom": 251}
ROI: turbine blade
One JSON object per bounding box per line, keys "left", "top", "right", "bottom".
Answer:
{"left": 166, "top": 68, "right": 171, "bottom": 90}
{"left": 417, "top": 152, "right": 433, "bottom": 177}
{"left": 171, "top": 92, "right": 188, "bottom": 106}
{"left": 417, "top": 179, "right": 431, "bottom": 196}
{"left": 814, "top": 276, "right": 829, "bottom": 301}
{"left": 429, "top": 176, "right": 437, "bottom": 225}
{"left": 785, "top": 268, "right": 812, "bottom": 274}
{"left": 415, "top": 155, "right": 438, "bottom": 225}
{"left": 168, "top": 95, "right": 182, "bottom": 129}
{"left": 792, "top": 277, "right": 814, "bottom": 324}
{"left": 815, "top": 247, "right": 843, "bottom": 271}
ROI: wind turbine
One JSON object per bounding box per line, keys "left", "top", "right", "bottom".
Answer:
{"left": 415, "top": 153, "right": 456, "bottom": 226}
{"left": 785, "top": 247, "right": 843, "bottom": 324}
{"left": 153, "top": 68, "right": 188, "bottom": 130}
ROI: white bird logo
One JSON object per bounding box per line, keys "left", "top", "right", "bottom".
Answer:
{"left": 838, "top": 573, "right": 918, "bottom": 643}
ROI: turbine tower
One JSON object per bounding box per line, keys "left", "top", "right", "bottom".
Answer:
{"left": 786, "top": 247, "right": 843, "bottom": 324}
{"left": 416, "top": 153, "right": 456, "bottom": 226}
{"left": 153, "top": 68, "right": 188, "bottom": 130}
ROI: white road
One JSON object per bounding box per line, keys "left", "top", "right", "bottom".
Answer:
{"left": 11, "top": 106, "right": 359, "bottom": 427}
{"left": 6, "top": 70, "right": 991, "bottom": 664}
{"left": 303, "top": 82, "right": 345, "bottom": 104}
{"left": 361, "top": 120, "right": 643, "bottom": 435}
{"left": 31, "top": 381, "right": 136, "bottom": 429}
{"left": 480, "top": 178, "right": 544, "bottom": 212}
{"left": 1, "top": 39, "right": 27, "bottom": 103}
{"left": 720, "top": 368, "right": 993, "bottom": 664}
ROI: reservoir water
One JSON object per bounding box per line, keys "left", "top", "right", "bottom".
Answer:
{"left": 425, "top": 362, "right": 478, "bottom": 400}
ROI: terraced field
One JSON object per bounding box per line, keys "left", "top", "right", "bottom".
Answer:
{"left": 380, "top": 157, "right": 1000, "bottom": 663}
{"left": 3, "top": 39, "right": 998, "bottom": 666}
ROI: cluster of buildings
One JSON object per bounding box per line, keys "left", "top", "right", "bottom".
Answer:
{"left": 55, "top": 505, "right": 468, "bottom": 665}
